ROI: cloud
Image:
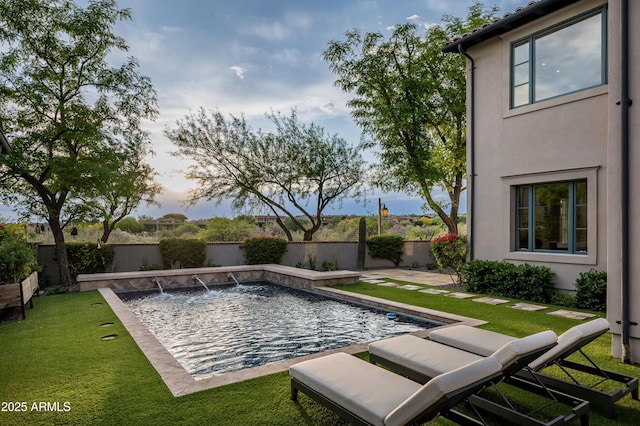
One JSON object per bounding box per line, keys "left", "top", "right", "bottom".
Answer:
{"left": 230, "top": 65, "right": 246, "bottom": 80}
{"left": 320, "top": 103, "right": 335, "bottom": 113}
{"left": 406, "top": 14, "right": 438, "bottom": 29}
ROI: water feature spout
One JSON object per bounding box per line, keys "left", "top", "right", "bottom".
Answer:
{"left": 227, "top": 273, "right": 240, "bottom": 286}
{"left": 153, "top": 277, "right": 164, "bottom": 294}
{"left": 193, "top": 275, "right": 211, "bottom": 292}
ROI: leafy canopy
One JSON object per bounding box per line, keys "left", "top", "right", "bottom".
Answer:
{"left": 0, "top": 0, "right": 157, "bottom": 286}
{"left": 166, "top": 109, "right": 367, "bottom": 241}
{"left": 323, "top": 3, "right": 497, "bottom": 234}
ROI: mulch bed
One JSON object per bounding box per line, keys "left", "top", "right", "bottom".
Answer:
{"left": 0, "top": 307, "right": 22, "bottom": 323}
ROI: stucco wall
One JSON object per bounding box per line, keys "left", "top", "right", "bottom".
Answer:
{"left": 36, "top": 240, "right": 435, "bottom": 286}
{"left": 606, "top": 0, "right": 640, "bottom": 360}
{"left": 466, "top": 0, "right": 609, "bottom": 291}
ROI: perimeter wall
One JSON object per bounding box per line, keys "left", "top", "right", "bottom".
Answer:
{"left": 37, "top": 241, "right": 435, "bottom": 286}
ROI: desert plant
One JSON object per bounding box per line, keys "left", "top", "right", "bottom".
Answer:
{"left": 322, "top": 257, "right": 339, "bottom": 271}
{"left": 366, "top": 235, "right": 404, "bottom": 266}
{"left": 158, "top": 238, "right": 207, "bottom": 269}
{"left": 243, "top": 237, "right": 287, "bottom": 265}
{"left": 573, "top": 269, "right": 607, "bottom": 312}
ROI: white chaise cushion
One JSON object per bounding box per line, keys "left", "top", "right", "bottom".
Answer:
{"left": 491, "top": 330, "right": 557, "bottom": 370}
{"left": 429, "top": 325, "right": 515, "bottom": 356}
{"left": 385, "top": 356, "right": 502, "bottom": 426}
{"left": 369, "top": 334, "right": 483, "bottom": 378}
{"left": 290, "top": 352, "right": 420, "bottom": 426}
{"left": 528, "top": 318, "right": 610, "bottom": 371}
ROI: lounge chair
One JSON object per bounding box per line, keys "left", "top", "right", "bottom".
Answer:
{"left": 369, "top": 330, "right": 589, "bottom": 425}
{"left": 290, "top": 352, "right": 502, "bottom": 426}
{"left": 429, "top": 318, "right": 638, "bottom": 418}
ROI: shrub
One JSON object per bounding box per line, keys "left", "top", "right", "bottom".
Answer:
{"left": 158, "top": 238, "right": 207, "bottom": 269}
{"left": 243, "top": 237, "right": 287, "bottom": 264}
{"left": 573, "top": 269, "right": 607, "bottom": 312}
{"left": 175, "top": 223, "right": 201, "bottom": 237}
{"left": 459, "top": 260, "right": 554, "bottom": 303}
{"left": 66, "top": 242, "right": 115, "bottom": 278}
{"left": 366, "top": 235, "right": 404, "bottom": 266}
{"left": 430, "top": 234, "right": 467, "bottom": 272}
{"left": 115, "top": 217, "right": 144, "bottom": 234}
{"left": 0, "top": 223, "right": 37, "bottom": 284}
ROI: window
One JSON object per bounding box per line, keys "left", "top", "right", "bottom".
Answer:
{"left": 511, "top": 8, "right": 607, "bottom": 108}
{"left": 515, "top": 180, "right": 587, "bottom": 254}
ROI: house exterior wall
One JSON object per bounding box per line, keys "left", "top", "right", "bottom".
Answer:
{"left": 467, "top": 0, "right": 608, "bottom": 291}
{"left": 464, "top": 0, "right": 640, "bottom": 362}
{"left": 606, "top": 0, "right": 640, "bottom": 361}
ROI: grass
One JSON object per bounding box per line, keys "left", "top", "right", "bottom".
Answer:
{"left": 0, "top": 283, "right": 638, "bottom": 425}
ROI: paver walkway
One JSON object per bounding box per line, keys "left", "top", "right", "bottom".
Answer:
{"left": 361, "top": 269, "right": 456, "bottom": 287}
{"left": 361, "top": 268, "right": 597, "bottom": 321}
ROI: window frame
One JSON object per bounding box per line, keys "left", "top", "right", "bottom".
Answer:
{"left": 503, "top": 167, "right": 598, "bottom": 266}
{"left": 510, "top": 7, "right": 608, "bottom": 109}
{"left": 515, "top": 180, "right": 587, "bottom": 254}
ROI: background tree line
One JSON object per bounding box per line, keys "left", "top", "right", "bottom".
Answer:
{"left": 0, "top": 0, "right": 494, "bottom": 286}
{"left": 26, "top": 213, "right": 465, "bottom": 244}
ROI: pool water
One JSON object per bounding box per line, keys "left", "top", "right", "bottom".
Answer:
{"left": 121, "top": 283, "right": 438, "bottom": 380}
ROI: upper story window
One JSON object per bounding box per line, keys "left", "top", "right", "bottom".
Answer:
{"left": 511, "top": 8, "right": 607, "bottom": 108}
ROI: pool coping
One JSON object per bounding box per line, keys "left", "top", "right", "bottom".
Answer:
{"left": 98, "top": 285, "right": 485, "bottom": 397}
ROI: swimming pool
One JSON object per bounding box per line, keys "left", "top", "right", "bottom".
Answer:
{"left": 120, "top": 283, "right": 440, "bottom": 380}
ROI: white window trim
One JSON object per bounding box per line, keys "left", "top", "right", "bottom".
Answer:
{"left": 502, "top": 166, "right": 599, "bottom": 265}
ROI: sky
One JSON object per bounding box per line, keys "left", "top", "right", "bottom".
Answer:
{"left": 1, "top": 0, "right": 521, "bottom": 221}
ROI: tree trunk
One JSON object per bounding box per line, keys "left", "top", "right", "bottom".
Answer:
{"left": 100, "top": 220, "right": 112, "bottom": 243}
{"left": 49, "top": 219, "right": 74, "bottom": 287}
{"left": 421, "top": 185, "right": 459, "bottom": 235}
{"left": 274, "top": 216, "right": 293, "bottom": 241}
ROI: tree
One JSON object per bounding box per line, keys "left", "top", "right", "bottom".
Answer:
{"left": 323, "top": 4, "right": 496, "bottom": 234}
{"left": 82, "top": 144, "right": 161, "bottom": 243}
{"left": 166, "top": 109, "right": 367, "bottom": 241}
{"left": 0, "top": 0, "right": 157, "bottom": 286}
{"left": 160, "top": 213, "right": 188, "bottom": 222}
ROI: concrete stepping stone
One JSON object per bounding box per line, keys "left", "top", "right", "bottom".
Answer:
{"left": 508, "top": 302, "right": 547, "bottom": 311}
{"left": 376, "top": 282, "right": 399, "bottom": 287}
{"left": 397, "top": 285, "right": 422, "bottom": 290}
{"left": 473, "top": 297, "right": 510, "bottom": 305}
{"left": 419, "top": 288, "right": 450, "bottom": 295}
{"left": 547, "top": 310, "right": 596, "bottom": 320}
{"left": 361, "top": 279, "right": 387, "bottom": 284}
{"left": 445, "top": 292, "right": 476, "bottom": 299}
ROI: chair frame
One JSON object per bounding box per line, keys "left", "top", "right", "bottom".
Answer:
{"left": 517, "top": 345, "right": 638, "bottom": 419}
{"left": 370, "top": 338, "right": 590, "bottom": 426}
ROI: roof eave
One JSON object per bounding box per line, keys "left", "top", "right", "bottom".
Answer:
{"left": 442, "top": 0, "right": 582, "bottom": 53}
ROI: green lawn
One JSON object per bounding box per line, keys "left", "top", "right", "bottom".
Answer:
{"left": 0, "top": 284, "right": 638, "bottom": 425}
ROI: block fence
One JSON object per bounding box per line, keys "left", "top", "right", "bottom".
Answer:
{"left": 37, "top": 241, "right": 435, "bottom": 286}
